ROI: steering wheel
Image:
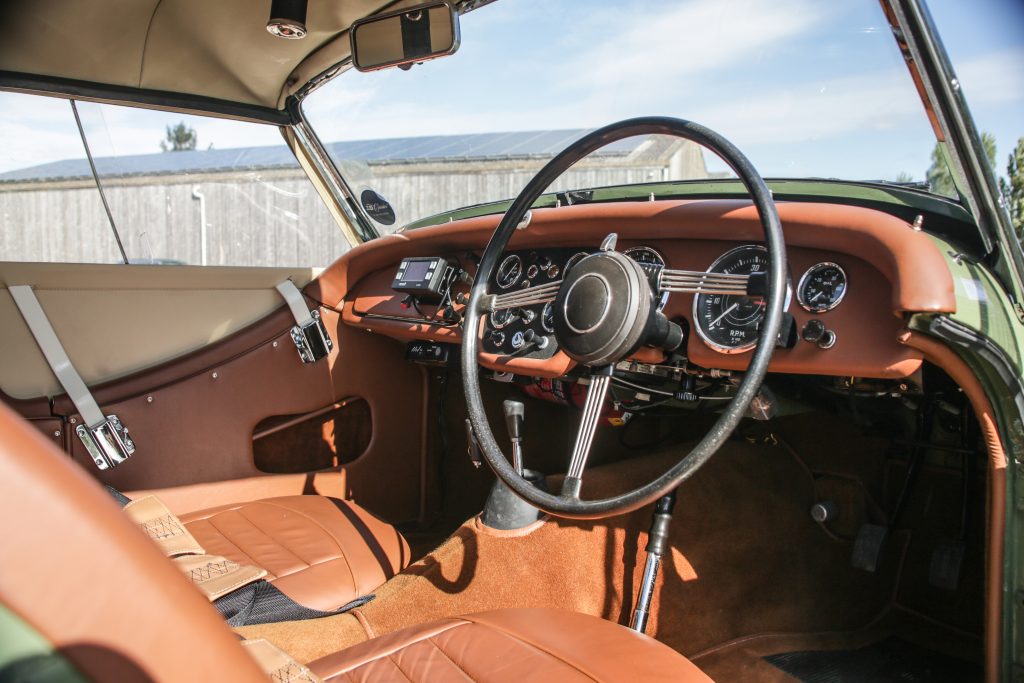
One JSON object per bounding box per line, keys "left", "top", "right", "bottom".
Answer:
{"left": 462, "top": 117, "right": 787, "bottom": 519}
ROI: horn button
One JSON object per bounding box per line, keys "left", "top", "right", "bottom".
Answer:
{"left": 552, "top": 251, "right": 655, "bottom": 366}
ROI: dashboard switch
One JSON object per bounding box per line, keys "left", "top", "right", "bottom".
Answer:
{"left": 406, "top": 340, "right": 452, "bottom": 366}
{"left": 801, "top": 319, "right": 836, "bottom": 349}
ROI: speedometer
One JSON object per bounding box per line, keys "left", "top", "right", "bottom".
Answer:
{"left": 694, "top": 245, "right": 789, "bottom": 354}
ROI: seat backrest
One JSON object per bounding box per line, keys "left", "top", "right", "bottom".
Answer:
{"left": 0, "top": 401, "right": 266, "bottom": 682}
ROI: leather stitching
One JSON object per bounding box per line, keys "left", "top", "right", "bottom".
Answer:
{"left": 426, "top": 638, "right": 478, "bottom": 683}
{"left": 193, "top": 516, "right": 262, "bottom": 569}
{"left": 325, "top": 621, "right": 469, "bottom": 677}
{"left": 257, "top": 500, "right": 358, "bottom": 590}
{"left": 233, "top": 505, "right": 312, "bottom": 569}
{"left": 460, "top": 620, "right": 601, "bottom": 682}
{"left": 384, "top": 653, "right": 415, "bottom": 683}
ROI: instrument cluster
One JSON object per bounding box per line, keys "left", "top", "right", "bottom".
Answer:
{"left": 693, "top": 244, "right": 849, "bottom": 354}
{"left": 484, "top": 246, "right": 668, "bottom": 357}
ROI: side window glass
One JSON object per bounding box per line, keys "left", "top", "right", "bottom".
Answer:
{"left": 0, "top": 93, "right": 123, "bottom": 263}
{"left": 0, "top": 94, "right": 350, "bottom": 267}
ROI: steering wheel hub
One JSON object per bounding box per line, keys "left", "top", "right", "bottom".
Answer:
{"left": 553, "top": 252, "right": 654, "bottom": 367}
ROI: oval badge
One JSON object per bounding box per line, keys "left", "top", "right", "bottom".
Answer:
{"left": 360, "top": 189, "right": 396, "bottom": 226}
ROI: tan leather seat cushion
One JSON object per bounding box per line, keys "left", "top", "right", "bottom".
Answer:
{"left": 309, "top": 608, "right": 715, "bottom": 682}
{"left": 181, "top": 495, "right": 409, "bottom": 612}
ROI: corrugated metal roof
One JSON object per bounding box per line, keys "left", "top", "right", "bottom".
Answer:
{"left": 0, "top": 128, "right": 642, "bottom": 184}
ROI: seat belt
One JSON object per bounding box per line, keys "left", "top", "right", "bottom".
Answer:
{"left": 8, "top": 285, "right": 135, "bottom": 470}
{"left": 275, "top": 279, "right": 333, "bottom": 364}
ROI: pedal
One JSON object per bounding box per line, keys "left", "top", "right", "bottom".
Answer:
{"left": 851, "top": 523, "right": 888, "bottom": 573}
{"left": 929, "top": 538, "right": 965, "bottom": 590}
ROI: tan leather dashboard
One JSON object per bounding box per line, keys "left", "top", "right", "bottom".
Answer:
{"left": 320, "top": 200, "right": 956, "bottom": 380}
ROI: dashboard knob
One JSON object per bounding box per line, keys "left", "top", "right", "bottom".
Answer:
{"left": 801, "top": 319, "right": 826, "bottom": 344}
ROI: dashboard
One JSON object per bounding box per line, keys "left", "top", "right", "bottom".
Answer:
{"left": 325, "top": 199, "right": 956, "bottom": 381}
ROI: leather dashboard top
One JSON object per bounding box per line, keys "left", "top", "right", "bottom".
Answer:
{"left": 316, "top": 199, "right": 956, "bottom": 380}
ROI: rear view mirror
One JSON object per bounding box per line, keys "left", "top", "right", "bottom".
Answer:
{"left": 350, "top": 2, "right": 460, "bottom": 72}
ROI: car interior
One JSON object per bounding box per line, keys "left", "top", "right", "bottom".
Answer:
{"left": 0, "top": 1, "right": 1010, "bottom": 682}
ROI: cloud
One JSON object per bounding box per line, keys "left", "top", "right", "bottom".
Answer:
{"left": 558, "top": 0, "right": 830, "bottom": 91}
{"left": 954, "top": 47, "right": 1024, "bottom": 106}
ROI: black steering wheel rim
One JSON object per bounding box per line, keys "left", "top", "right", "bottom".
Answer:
{"left": 462, "top": 117, "right": 787, "bottom": 520}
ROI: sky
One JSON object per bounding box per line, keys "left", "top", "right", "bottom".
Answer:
{"left": 0, "top": 0, "right": 1021, "bottom": 186}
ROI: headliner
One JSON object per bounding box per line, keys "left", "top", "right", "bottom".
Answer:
{"left": 0, "top": 0, "right": 445, "bottom": 118}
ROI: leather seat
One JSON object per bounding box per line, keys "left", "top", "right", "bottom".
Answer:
{"left": 0, "top": 401, "right": 713, "bottom": 682}
{"left": 181, "top": 496, "right": 408, "bottom": 611}
{"left": 309, "top": 608, "right": 714, "bottom": 682}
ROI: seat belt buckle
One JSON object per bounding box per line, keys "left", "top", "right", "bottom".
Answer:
{"left": 76, "top": 414, "right": 135, "bottom": 470}
{"left": 289, "top": 309, "right": 333, "bottom": 364}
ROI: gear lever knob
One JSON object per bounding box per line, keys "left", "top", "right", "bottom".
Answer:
{"left": 503, "top": 400, "right": 524, "bottom": 442}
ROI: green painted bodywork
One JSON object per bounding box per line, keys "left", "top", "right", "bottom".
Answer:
{"left": 909, "top": 240, "right": 1024, "bottom": 676}
{"left": 0, "top": 603, "right": 87, "bottom": 681}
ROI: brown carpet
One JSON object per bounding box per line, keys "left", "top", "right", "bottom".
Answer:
{"left": 239, "top": 427, "right": 905, "bottom": 664}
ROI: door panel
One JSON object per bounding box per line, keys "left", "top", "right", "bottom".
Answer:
{"left": 1, "top": 262, "right": 428, "bottom": 523}
{"left": 0, "top": 262, "right": 321, "bottom": 399}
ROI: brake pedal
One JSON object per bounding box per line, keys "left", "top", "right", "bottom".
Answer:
{"left": 929, "top": 538, "right": 965, "bottom": 590}
{"left": 851, "top": 523, "right": 888, "bottom": 573}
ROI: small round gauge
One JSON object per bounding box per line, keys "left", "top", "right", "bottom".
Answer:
{"left": 541, "top": 301, "right": 555, "bottom": 333}
{"left": 496, "top": 255, "right": 523, "bottom": 290}
{"left": 563, "top": 252, "right": 590, "bottom": 274}
{"left": 625, "top": 245, "right": 669, "bottom": 311}
{"left": 624, "top": 245, "right": 664, "bottom": 266}
{"left": 797, "top": 262, "right": 847, "bottom": 313}
{"left": 694, "top": 244, "right": 790, "bottom": 354}
{"left": 490, "top": 308, "right": 515, "bottom": 329}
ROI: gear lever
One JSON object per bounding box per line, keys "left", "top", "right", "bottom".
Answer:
{"left": 630, "top": 489, "right": 678, "bottom": 634}
{"left": 503, "top": 400, "right": 525, "bottom": 474}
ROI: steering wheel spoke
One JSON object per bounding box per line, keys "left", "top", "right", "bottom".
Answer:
{"left": 561, "top": 369, "right": 612, "bottom": 499}
{"left": 659, "top": 268, "right": 752, "bottom": 295}
{"left": 487, "top": 280, "right": 562, "bottom": 311}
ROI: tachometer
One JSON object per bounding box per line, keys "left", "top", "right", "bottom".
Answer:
{"left": 694, "top": 245, "right": 789, "bottom": 354}
{"left": 496, "top": 254, "right": 523, "bottom": 290}
{"left": 797, "top": 262, "right": 847, "bottom": 313}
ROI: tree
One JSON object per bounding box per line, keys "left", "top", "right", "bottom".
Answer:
{"left": 1002, "top": 137, "right": 1024, "bottom": 239}
{"left": 926, "top": 131, "right": 998, "bottom": 197}
{"left": 160, "top": 122, "right": 197, "bottom": 152}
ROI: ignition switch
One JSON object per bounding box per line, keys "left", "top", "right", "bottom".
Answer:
{"left": 801, "top": 319, "right": 837, "bottom": 349}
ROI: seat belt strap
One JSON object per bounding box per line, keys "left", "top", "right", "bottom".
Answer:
{"left": 242, "top": 639, "right": 324, "bottom": 683}
{"left": 275, "top": 279, "right": 332, "bottom": 364}
{"left": 8, "top": 285, "right": 135, "bottom": 470}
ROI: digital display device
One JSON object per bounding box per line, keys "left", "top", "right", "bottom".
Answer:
{"left": 392, "top": 256, "right": 453, "bottom": 303}
{"left": 402, "top": 260, "right": 432, "bottom": 282}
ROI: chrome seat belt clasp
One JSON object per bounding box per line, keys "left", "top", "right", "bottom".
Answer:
{"left": 8, "top": 284, "right": 137, "bottom": 472}
{"left": 276, "top": 279, "right": 333, "bottom": 364}
{"left": 290, "top": 310, "right": 333, "bottom": 364}
{"left": 77, "top": 414, "right": 135, "bottom": 471}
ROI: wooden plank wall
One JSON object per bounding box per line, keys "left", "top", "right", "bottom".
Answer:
{"left": 0, "top": 161, "right": 696, "bottom": 267}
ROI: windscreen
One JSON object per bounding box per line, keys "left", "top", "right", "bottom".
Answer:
{"left": 303, "top": 0, "right": 956, "bottom": 232}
